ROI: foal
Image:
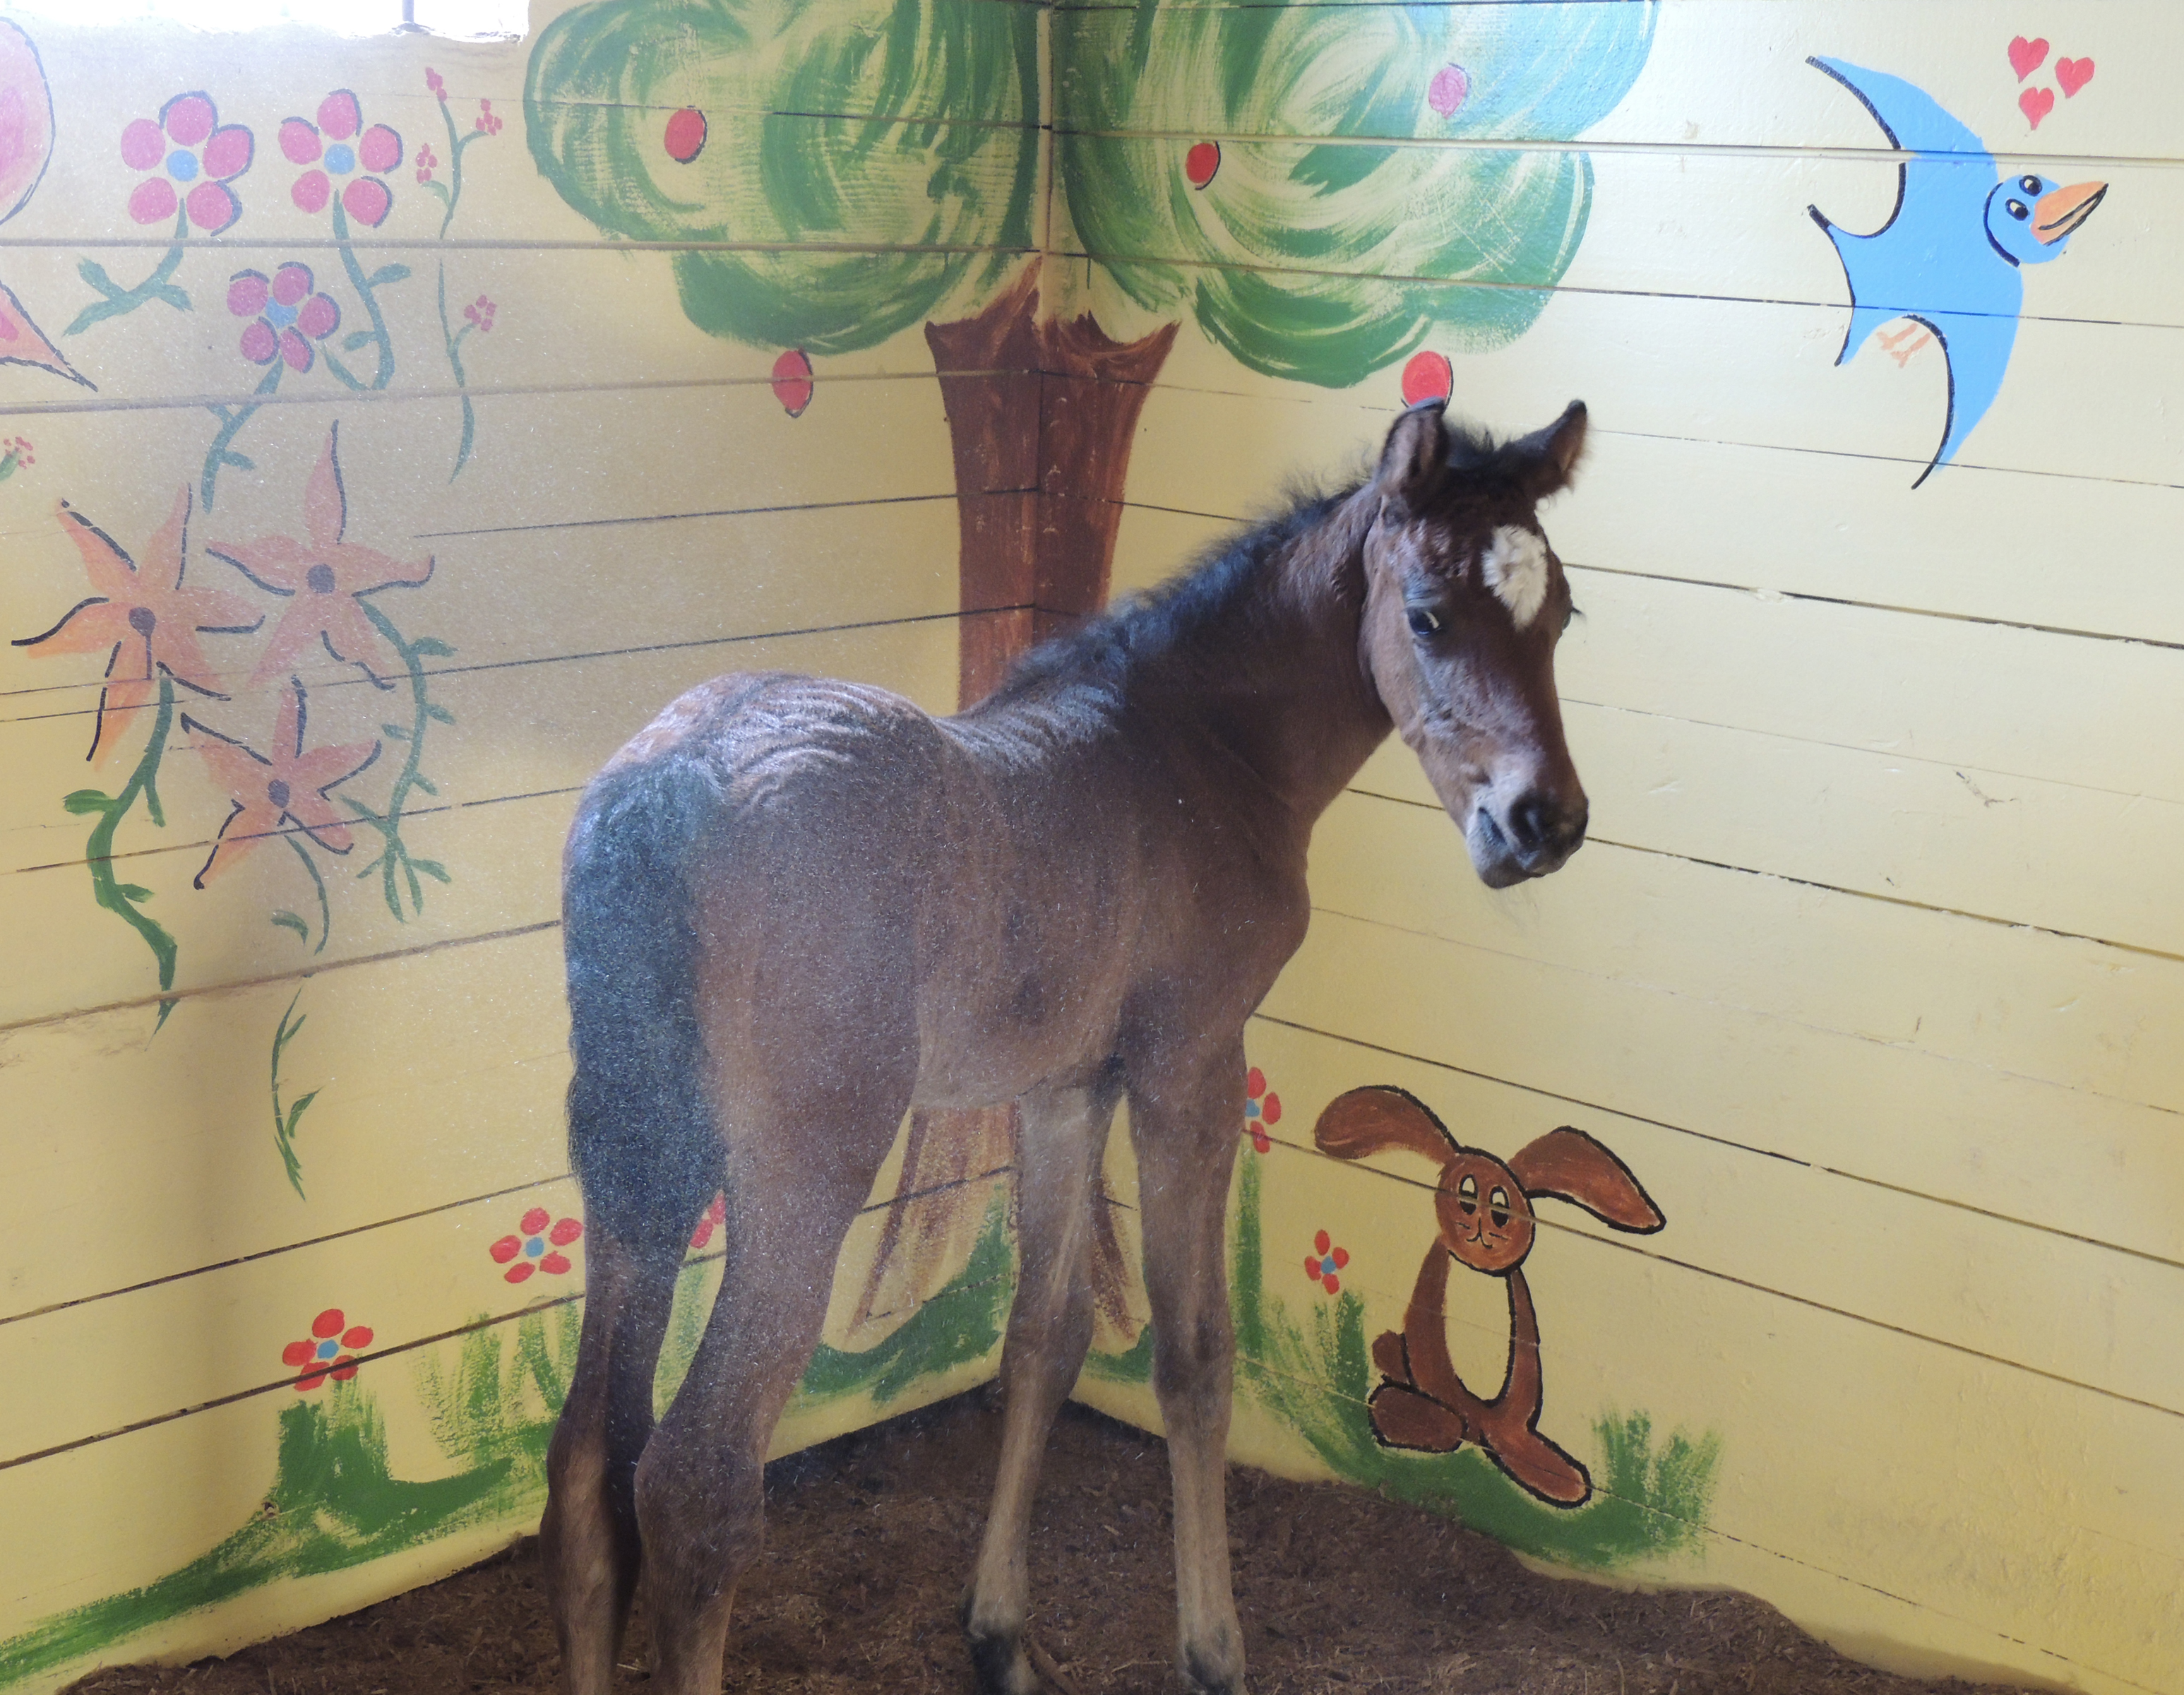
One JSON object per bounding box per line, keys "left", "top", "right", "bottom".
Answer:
{"left": 542, "top": 398, "right": 1592, "bottom": 1694}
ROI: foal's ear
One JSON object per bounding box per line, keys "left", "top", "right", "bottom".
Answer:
{"left": 1506, "top": 1126, "right": 1663, "bottom": 1232}
{"left": 1314, "top": 1086, "right": 1460, "bottom": 1167}
{"left": 1514, "top": 400, "right": 1589, "bottom": 501}
{"left": 1375, "top": 400, "right": 1449, "bottom": 509}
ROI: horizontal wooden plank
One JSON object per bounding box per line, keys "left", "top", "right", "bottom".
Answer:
{"left": 1096, "top": 393, "right": 2184, "bottom": 650}
{"left": 3, "top": 483, "right": 972, "bottom": 807}
{"left": 0, "top": 615, "right": 960, "bottom": 1028}
{"left": 1055, "top": 1, "right": 2180, "bottom": 165}
{"left": 1054, "top": 136, "right": 2176, "bottom": 331}
{"left": 1313, "top": 789, "right": 2184, "bottom": 1120}
{"left": 0, "top": 1162, "right": 1009, "bottom": 1469}
{"left": 0, "top": 376, "right": 968, "bottom": 590}
{"left": 1263, "top": 908, "right": 2184, "bottom": 1273}
{"left": 1108, "top": 291, "right": 2183, "bottom": 506}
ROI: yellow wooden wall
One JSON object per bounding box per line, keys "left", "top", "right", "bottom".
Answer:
{"left": 1067, "top": 6, "right": 2184, "bottom": 1694}
{"left": 2, "top": 3, "right": 2180, "bottom": 1694}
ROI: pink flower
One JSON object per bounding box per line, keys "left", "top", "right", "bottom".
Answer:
{"left": 119, "top": 92, "right": 251, "bottom": 234}
{"left": 425, "top": 66, "right": 447, "bottom": 104}
{"left": 473, "top": 97, "right": 502, "bottom": 136}
{"left": 462, "top": 295, "right": 496, "bottom": 333}
{"left": 1243, "top": 1066, "right": 1282, "bottom": 1154}
{"left": 280, "top": 90, "right": 400, "bottom": 227}
{"left": 227, "top": 263, "right": 340, "bottom": 372}
{"left": 690, "top": 1191, "right": 727, "bottom": 1251}
{"left": 414, "top": 143, "right": 438, "bottom": 185}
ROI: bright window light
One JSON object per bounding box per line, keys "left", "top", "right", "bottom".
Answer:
{"left": 0, "top": 1, "right": 523, "bottom": 37}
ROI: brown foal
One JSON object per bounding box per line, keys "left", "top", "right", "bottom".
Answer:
{"left": 541, "top": 398, "right": 1593, "bottom": 1694}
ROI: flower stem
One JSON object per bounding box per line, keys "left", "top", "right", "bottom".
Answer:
{"left": 347, "top": 601, "right": 452, "bottom": 919}
{"left": 437, "top": 98, "right": 468, "bottom": 239}
{"left": 270, "top": 986, "right": 319, "bottom": 1199}
{"left": 66, "top": 206, "right": 191, "bottom": 335}
{"left": 331, "top": 200, "right": 397, "bottom": 391}
{"left": 201, "top": 362, "right": 285, "bottom": 512}
{"left": 75, "top": 675, "right": 180, "bottom": 1027}
{"left": 437, "top": 264, "right": 477, "bottom": 481}
{"left": 283, "top": 829, "right": 332, "bottom": 954}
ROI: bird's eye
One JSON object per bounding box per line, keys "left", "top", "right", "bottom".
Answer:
{"left": 2019, "top": 174, "right": 2041, "bottom": 194}
{"left": 1407, "top": 606, "right": 1444, "bottom": 639}
{"left": 1457, "top": 1172, "right": 1478, "bottom": 1213}
{"left": 2007, "top": 198, "right": 2029, "bottom": 220}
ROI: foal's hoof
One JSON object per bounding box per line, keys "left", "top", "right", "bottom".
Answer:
{"left": 965, "top": 1629, "right": 1042, "bottom": 1695}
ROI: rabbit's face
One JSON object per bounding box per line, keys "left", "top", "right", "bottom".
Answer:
{"left": 1434, "top": 1151, "right": 1536, "bottom": 1273}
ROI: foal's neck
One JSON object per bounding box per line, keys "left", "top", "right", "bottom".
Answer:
{"left": 1177, "top": 486, "right": 1392, "bottom": 828}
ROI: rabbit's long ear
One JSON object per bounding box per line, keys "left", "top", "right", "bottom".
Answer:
{"left": 1313, "top": 1086, "right": 1459, "bottom": 1166}
{"left": 1508, "top": 1128, "right": 1664, "bottom": 1232}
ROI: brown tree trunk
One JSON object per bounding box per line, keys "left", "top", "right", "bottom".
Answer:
{"left": 848, "top": 263, "right": 1176, "bottom": 1338}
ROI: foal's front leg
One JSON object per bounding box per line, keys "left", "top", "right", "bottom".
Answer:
{"left": 1130, "top": 1038, "right": 1249, "bottom": 1695}
{"left": 964, "top": 1079, "right": 1119, "bottom": 1694}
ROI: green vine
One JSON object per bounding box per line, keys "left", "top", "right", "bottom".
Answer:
{"left": 61, "top": 676, "right": 179, "bottom": 1028}
{"left": 201, "top": 362, "right": 283, "bottom": 513}
{"left": 269, "top": 987, "right": 320, "bottom": 1199}
{"left": 436, "top": 267, "right": 480, "bottom": 482}
{"left": 342, "top": 600, "right": 453, "bottom": 920}
{"left": 66, "top": 206, "right": 191, "bottom": 335}
{"left": 326, "top": 198, "right": 407, "bottom": 393}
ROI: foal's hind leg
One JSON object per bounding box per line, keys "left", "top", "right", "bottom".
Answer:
{"left": 964, "top": 1078, "right": 1121, "bottom": 1694}
{"left": 541, "top": 1222, "right": 681, "bottom": 1695}
{"left": 1129, "top": 1037, "right": 1250, "bottom": 1694}
{"left": 633, "top": 1093, "right": 907, "bottom": 1695}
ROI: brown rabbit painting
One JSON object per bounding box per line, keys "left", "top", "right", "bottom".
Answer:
{"left": 1314, "top": 1086, "right": 1666, "bottom": 1507}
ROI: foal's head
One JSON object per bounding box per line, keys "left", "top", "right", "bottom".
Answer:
{"left": 1360, "top": 399, "right": 1590, "bottom": 888}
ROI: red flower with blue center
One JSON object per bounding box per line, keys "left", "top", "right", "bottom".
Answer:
{"left": 280, "top": 1307, "right": 372, "bottom": 1391}
{"left": 1243, "top": 1066, "right": 1282, "bottom": 1153}
{"left": 229, "top": 264, "right": 340, "bottom": 372}
{"left": 1303, "top": 1230, "right": 1349, "bottom": 1295}
{"left": 490, "top": 1206, "right": 583, "bottom": 1283}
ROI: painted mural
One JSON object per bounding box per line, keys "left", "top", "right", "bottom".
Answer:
{"left": 1807, "top": 42, "right": 2106, "bottom": 483}
{"left": 523, "top": 0, "right": 1658, "bottom": 1365}
{"left": 4, "top": 4, "right": 2180, "bottom": 1693}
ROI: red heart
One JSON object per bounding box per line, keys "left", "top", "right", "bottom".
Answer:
{"left": 2055, "top": 56, "right": 2094, "bottom": 97}
{"left": 2007, "top": 35, "right": 2049, "bottom": 81}
{"left": 2019, "top": 85, "right": 2055, "bottom": 129}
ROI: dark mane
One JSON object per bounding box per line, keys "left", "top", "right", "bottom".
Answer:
{"left": 977, "top": 480, "right": 1361, "bottom": 712}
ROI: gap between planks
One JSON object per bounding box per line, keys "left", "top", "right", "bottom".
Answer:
{"left": 0, "top": 1186, "right": 1019, "bottom": 1476}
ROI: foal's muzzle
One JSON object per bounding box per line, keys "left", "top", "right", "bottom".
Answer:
{"left": 1470, "top": 789, "right": 1587, "bottom": 887}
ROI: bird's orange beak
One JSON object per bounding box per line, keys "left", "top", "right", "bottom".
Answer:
{"left": 2035, "top": 180, "right": 2107, "bottom": 244}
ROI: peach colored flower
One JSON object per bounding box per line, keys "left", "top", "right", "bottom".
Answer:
{"left": 12, "top": 487, "right": 260, "bottom": 763}
{"left": 184, "top": 680, "right": 378, "bottom": 886}
{"left": 205, "top": 424, "right": 432, "bottom": 688}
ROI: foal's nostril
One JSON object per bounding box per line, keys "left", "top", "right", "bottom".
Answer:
{"left": 1508, "top": 792, "right": 1586, "bottom": 860}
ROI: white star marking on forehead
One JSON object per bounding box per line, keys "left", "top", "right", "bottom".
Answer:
{"left": 1481, "top": 525, "right": 1549, "bottom": 629}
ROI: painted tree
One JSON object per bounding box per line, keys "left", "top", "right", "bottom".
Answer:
{"left": 524, "top": 0, "right": 1655, "bottom": 1335}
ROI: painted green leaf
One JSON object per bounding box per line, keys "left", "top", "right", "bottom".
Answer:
{"left": 525, "top": 0, "right": 1040, "bottom": 353}
{"left": 1054, "top": 0, "right": 1657, "bottom": 386}
{"left": 61, "top": 789, "right": 112, "bottom": 815}
{"left": 270, "top": 911, "right": 310, "bottom": 941}
{"left": 407, "top": 636, "right": 454, "bottom": 658}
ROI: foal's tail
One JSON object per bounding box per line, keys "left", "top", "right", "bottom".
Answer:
{"left": 563, "top": 750, "right": 730, "bottom": 1266}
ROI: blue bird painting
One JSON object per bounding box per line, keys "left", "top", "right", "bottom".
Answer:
{"left": 1807, "top": 56, "right": 2106, "bottom": 485}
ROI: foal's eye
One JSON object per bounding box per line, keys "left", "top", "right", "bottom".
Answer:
{"left": 1407, "top": 606, "right": 1444, "bottom": 639}
{"left": 1488, "top": 1186, "right": 1512, "bottom": 1229}
{"left": 1457, "top": 1172, "right": 1478, "bottom": 1213}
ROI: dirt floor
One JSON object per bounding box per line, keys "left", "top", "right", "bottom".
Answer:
{"left": 67, "top": 1391, "right": 2015, "bottom": 1695}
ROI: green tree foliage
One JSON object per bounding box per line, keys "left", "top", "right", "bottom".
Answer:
{"left": 1054, "top": 1, "right": 1658, "bottom": 385}
{"left": 525, "top": 0, "right": 1039, "bottom": 353}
